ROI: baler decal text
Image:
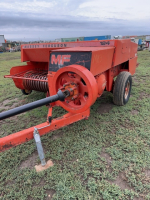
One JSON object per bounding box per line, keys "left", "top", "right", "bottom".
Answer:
{"left": 51, "top": 55, "right": 71, "bottom": 65}
{"left": 100, "top": 41, "right": 110, "bottom": 45}
{"left": 23, "top": 43, "right": 67, "bottom": 49}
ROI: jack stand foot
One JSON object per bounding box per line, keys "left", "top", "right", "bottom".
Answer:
{"left": 35, "top": 159, "right": 54, "bottom": 172}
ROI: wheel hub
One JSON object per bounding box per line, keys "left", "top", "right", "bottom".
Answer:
{"left": 124, "top": 80, "right": 130, "bottom": 99}
{"left": 51, "top": 65, "right": 98, "bottom": 113}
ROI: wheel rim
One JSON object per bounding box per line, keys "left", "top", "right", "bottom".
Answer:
{"left": 124, "top": 80, "right": 130, "bottom": 99}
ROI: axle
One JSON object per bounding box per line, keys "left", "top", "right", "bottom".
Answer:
{"left": 0, "top": 90, "right": 67, "bottom": 120}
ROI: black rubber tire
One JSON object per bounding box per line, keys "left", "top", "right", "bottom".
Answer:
{"left": 21, "top": 89, "right": 32, "bottom": 95}
{"left": 113, "top": 71, "right": 132, "bottom": 106}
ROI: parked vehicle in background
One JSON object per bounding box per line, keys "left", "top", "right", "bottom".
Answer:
{"left": 15, "top": 46, "right": 21, "bottom": 51}
{"left": 114, "top": 35, "right": 122, "bottom": 39}
{"left": 8, "top": 46, "right": 21, "bottom": 52}
{"left": 61, "top": 35, "right": 111, "bottom": 42}
{"left": 83, "top": 35, "right": 111, "bottom": 41}
{"left": 0, "top": 46, "right": 7, "bottom": 52}
{"left": 0, "top": 46, "right": 3, "bottom": 52}
{"left": 130, "top": 38, "right": 139, "bottom": 44}
{"left": 61, "top": 37, "right": 84, "bottom": 42}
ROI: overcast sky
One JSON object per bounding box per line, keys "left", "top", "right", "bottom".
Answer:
{"left": 0, "top": 0, "right": 150, "bottom": 41}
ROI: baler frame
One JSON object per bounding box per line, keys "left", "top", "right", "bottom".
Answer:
{"left": 0, "top": 39, "right": 138, "bottom": 153}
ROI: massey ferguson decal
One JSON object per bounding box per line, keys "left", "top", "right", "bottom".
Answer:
{"left": 51, "top": 55, "right": 71, "bottom": 65}
{"left": 22, "top": 43, "right": 67, "bottom": 49}
{"left": 49, "top": 52, "right": 92, "bottom": 72}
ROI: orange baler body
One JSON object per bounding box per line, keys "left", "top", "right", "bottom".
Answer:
{"left": 0, "top": 39, "right": 138, "bottom": 152}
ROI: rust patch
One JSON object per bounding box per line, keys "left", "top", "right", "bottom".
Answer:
{"left": 1, "top": 143, "right": 13, "bottom": 151}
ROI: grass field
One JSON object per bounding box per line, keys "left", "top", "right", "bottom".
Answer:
{"left": 0, "top": 51, "right": 150, "bottom": 200}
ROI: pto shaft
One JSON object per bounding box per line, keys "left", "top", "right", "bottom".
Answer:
{"left": 0, "top": 90, "right": 66, "bottom": 120}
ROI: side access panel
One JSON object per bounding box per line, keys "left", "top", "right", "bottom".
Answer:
{"left": 129, "top": 56, "right": 138, "bottom": 75}
{"left": 113, "top": 40, "right": 138, "bottom": 67}
{"left": 90, "top": 47, "right": 115, "bottom": 76}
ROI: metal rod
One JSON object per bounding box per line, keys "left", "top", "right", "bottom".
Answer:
{"left": 0, "top": 90, "right": 66, "bottom": 120}
{"left": 33, "top": 128, "right": 46, "bottom": 166}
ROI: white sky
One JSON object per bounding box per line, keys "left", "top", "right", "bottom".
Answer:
{"left": 0, "top": 0, "right": 150, "bottom": 41}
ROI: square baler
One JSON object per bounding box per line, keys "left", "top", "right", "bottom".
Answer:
{"left": 0, "top": 39, "right": 138, "bottom": 154}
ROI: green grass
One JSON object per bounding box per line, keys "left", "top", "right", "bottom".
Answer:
{"left": 1, "top": 50, "right": 150, "bottom": 199}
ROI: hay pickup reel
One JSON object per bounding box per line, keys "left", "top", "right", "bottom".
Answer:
{"left": 0, "top": 39, "right": 138, "bottom": 170}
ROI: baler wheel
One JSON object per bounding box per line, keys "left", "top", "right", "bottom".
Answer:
{"left": 113, "top": 71, "right": 132, "bottom": 106}
{"left": 21, "top": 89, "right": 32, "bottom": 95}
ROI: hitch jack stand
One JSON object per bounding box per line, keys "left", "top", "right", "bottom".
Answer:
{"left": 33, "top": 128, "right": 53, "bottom": 172}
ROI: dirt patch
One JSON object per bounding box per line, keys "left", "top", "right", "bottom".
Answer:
{"left": 98, "top": 103, "right": 113, "bottom": 114}
{"left": 0, "top": 98, "right": 19, "bottom": 110}
{"left": 0, "top": 115, "right": 18, "bottom": 130}
{"left": 46, "top": 189, "right": 56, "bottom": 200}
{"left": 2, "top": 99, "right": 11, "bottom": 105}
{"left": 51, "top": 131, "right": 64, "bottom": 140}
{"left": 138, "top": 92, "right": 146, "bottom": 100}
{"left": 5, "top": 180, "right": 15, "bottom": 186}
{"left": 132, "top": 77, "right": 140, "bottom": 85}
{"left": 138, "top": 92, "right": 150, "bottom": 100}
{"left": 109, "top": 173, "right": 145, "bottom": 199}
{"left": 33, "top": 178, "right": 45, "bottom": 187}
{"left": 10, "top": 102, "right": 20, "bottom": 109}
{"left": 141, "top": 169, "right": 150, "bottom": 185}
{"left": 100, "top": 148, "right": 113, "bottom": 172}
{"left": 109, "top": 172, "right": 132, "bottom": 191}
{"left": 0, "top": 106, "right": 9, "bottom": 111}
{"left": 0, "top": 56, "right": 20, "bottom": 61}
{"left": 23, "top": 189, "right": 56, "bottom": 200}
{"left": 100, "top": 149, "right": 112, "bottom": 165}
{"left": 19, "top": 152, "right": 38, "bottom": 169}
{"left": 131, "top": 110, "right": 139, "bottom": 115}
{"left": 120, "top": 119, "right": 135, "bottom": 130}
{"left": 134, "top": 197, "right": 144, "bottom": 200}
{"left": 145, "top": 169, "right": 150, "bottom": 176}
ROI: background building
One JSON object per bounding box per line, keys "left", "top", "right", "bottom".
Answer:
{"left": 0, "top": 35, "right": 5, "bottom": 46}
